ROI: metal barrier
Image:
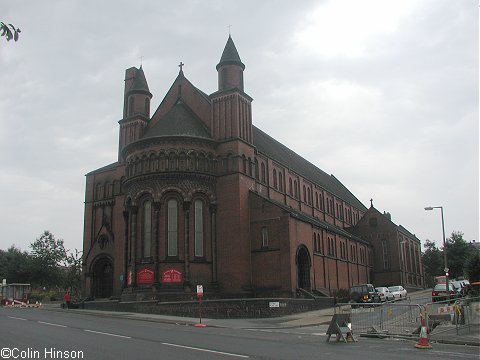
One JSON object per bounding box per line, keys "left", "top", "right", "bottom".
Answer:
{"left": 425, "top": 296, "right": 480, "bottom": 335}
{"left": 335, "top": 301, "right": 422, "bottom": 337}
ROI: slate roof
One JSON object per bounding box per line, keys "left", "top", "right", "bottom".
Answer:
{"left": 216, "top": 35, "right": 245, "bottom": 70}
{"left": 128, "top": 66, "right": 151, "bottom": 94}
{"left": 251, "top": 191, "right": 369, "bottom": 245}
{"left": 143, "top": 100, "right": 211, "bottom": 139}
{"left": 252, "top": 126, "right": 367, "bottom": 211}
{"left": 86, "top": 162, "right": 118, "bottom": 176}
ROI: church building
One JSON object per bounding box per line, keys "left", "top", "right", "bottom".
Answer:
{"left": 82, "top": 36, "right": 422, "bottom": 300}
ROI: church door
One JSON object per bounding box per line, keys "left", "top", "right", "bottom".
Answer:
{"left": 297, "top": 246, "right": 311, "bottom": 290}
{"left": 92, "top": 258, "right": 113, "bottom": 299}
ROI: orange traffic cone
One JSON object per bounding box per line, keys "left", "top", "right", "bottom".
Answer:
{"left": 415, "top": 315, "right": 432, "bottom": 349}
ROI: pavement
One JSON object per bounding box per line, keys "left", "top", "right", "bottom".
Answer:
{"left": 35, "top": 300, "right": 479, "bottom": 347}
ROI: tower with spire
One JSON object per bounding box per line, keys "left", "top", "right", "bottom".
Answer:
{"left": 118, "top": 66, "right": 153, "bottom": 161}
{"left": 211, "top": 35, "right": 253, "bottom": 143}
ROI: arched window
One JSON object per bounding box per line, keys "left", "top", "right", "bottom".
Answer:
{"left": 289, "top": 178, "right": 293, "bottom": 195}
{"left": 307, "top": 188, "right": 312, "bottom": 205}
{"left": 294, "top": 180, "right": 298, "bottom": 198}
{"left": 145, "top": 98, "right": 150, "bottom": 115}
{"left": 143, "top": 200, "right": 152, "bottom": 257}
{"left": 261, "top": 227, "right": 268, "bottom": 248}
{"left": 254, "top": 159, "right": 259, "bottom": 180}
{"left": 261, "top": 163, "right": 266, "bottom": 183}
{"left": 303, "top": 185, "right": 307, "bottom": 202}
{"left": 128, "top": 96, "right": 135, "bottom": 116}
{"left": 273, "top": 169, "right": 277, "bottom": 189}
{"left": 279, "top": 173, "right": 283, "bottom": 192}
{"left": 194, "top": 200, "right": 204, "bottom": 257}
{"left": 167, "top": 199, "right": 178, "bottom": 257}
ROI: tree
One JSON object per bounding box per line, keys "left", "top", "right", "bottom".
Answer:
{"left": 445, "top": 231, "right": 470, "bottom": 279}
{"left": 29, "top": 230, "right": 68, "bottom": 288}
{"left": 64, "top": 249, "right": 83, "bottom": 299}
{"left": 464, "top": 250, "right": 480, "bottom": 283}
{"left": 0, "top": 22, "right": 20, "bottom": 42}
{"left": 421, "top": 239, "right": 443, "bottom": 287}
{"left": 0, "top": 246, "right": 31, "bottom": 283}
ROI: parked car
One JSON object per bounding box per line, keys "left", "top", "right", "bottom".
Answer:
{"left": 450, "top": 280, "right": 466, "bottom": 297}
{"left": 348, "top": 284, "right": 380, "bottom": 305}
{"left": 432, "top": 283, "right": 457, "bottom": 302}
{"left": 375, "top": 287, "right": 395, "bottom": 302}
{"left": 388, "top": 285, "right": 408, "bottom": 300}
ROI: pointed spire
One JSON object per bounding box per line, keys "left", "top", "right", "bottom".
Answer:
{"left": 128, "top": 66, "right": 150, "bottom": 94}
{"left": 216, "top": 35, "right": 245, "bottom": 70}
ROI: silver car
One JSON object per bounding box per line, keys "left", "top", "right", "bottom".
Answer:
{"left": 388, "top": 285, "right": 407, "bottom": 300}
{"left": 375, "top": 286, "right": 395, "bottom": 302}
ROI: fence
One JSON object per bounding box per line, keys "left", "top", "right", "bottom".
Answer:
{"left": 424, "top": 296, "right": 480, "bottom": 335}
{"left": 335, "top": 296, "right": 480, "bottom": 339}
{"left": 334, "top": 301, "right": 422, "bottom": 337}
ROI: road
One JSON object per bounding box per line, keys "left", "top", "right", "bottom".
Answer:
{"left": 0, "top": 307, "right": 478, "bottom": 360}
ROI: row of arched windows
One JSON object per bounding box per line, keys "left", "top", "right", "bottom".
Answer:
{"left": 133, "top": 197, "right": 207, "bottom": 262}
{"left": 126, "top": 151, "right": 230, "bottom": 178}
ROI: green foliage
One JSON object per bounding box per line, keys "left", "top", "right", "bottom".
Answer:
{"left": 0, "top": 22, "right": 20, "bottom": 42}
{"left": 421, "top": 239, "right": 443, "bottom": 287}
{"left": 465, "top": 250, "right": 480, "bottom": 283}
{"left": 0, "top": 246, "right": 32, "bottom": 283}
{"left": 29, "top": 231, "right": 68, "bottom": 288}
{"left": 445, "top": 231, "right": 470, "bottom": 279}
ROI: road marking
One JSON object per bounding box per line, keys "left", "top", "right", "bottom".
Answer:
{"left": 84, "top": 329, "right": 131, "bottom": 339}
{"left": 8, "top": 316, "right": 27, "bottom": 321}
{"left": 161, "top": 342, "right": 249, "bottom": 358}
{"left": 38, "top": 321, "right": 67, "bottom": 328}
{"left": 244, "top": 328, "right": 325, "bottom": 336}
{"left": 400, "top": 348, "right": 478, "bottom": 358}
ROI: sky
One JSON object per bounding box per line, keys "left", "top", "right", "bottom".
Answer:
{"left": 0, "top": 0, "right": 478, "bottom": 254}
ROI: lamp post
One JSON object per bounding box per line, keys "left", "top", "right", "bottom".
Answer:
{"left": 425, "top": 206, "right": 449, "bottom": 295}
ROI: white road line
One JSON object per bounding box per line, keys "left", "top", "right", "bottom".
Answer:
{"left": 7, "top": 316, "right": 27, "bottom": 321}
{"left": 84, "top": 329, "right": 131, "bottom": 339}
{"left": 38, "top": 321, "right": 67, "bottom": 328}
{"left": 161, "top": 342, "right": 249, "bottom": 358}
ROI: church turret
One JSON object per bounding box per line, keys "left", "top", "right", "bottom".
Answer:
{"left": 118, "top": 66, "right": 153, "bottom": 161}
{"left": 211, "top": 36, "right": 253, "bottom": 143}
{"left": 216, "top": 35, "right": 245, "bottom": 92}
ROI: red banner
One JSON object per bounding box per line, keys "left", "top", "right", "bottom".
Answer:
{"left": 137, "top": 268, "right": 154, "bottom": 285}
{"left": 161, "top": 269, "right": 183, "bottom": 283}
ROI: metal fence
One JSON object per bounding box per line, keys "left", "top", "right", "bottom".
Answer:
{"left": 424, "top": 296, "right": 480, "bottom": 335}
{"left": 334, "top": 301, "right": 422, "bottom": 337}
{"left": 335, "top": 296, "right": 480, "bottom": 338}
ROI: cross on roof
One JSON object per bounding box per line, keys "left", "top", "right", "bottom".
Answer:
{"left": 228, "top": 25, "right": 232, "bottom": 35}
{"left": 370, "top": 198, "right": 374, "bottom": 207}
{"left": 178, "top": 62, "right": 184, "bottom": 72}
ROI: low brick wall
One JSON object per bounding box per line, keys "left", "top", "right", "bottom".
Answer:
{"left": 82, "top": 297, "right": 334, "bottom": 318}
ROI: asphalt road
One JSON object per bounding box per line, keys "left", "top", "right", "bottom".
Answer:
{"left": 0, "top": 307, "right": 478, "bottom": 360}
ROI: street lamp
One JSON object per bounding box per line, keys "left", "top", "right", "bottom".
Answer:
{"left": 425, "top": 206, "right": 449, "bottom": 295}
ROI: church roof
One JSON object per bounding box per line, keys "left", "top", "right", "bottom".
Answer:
{"left": 128, "top": 66, "right": 150, "bottom": 94}
{"left": 143, "top": 99, "right": 211, "bottom": 139}
{"left": 252, "top": 126, "right": 367, "bottom": 211}
{"left": 216, "top": 35, "right": 245, "bottom": 70}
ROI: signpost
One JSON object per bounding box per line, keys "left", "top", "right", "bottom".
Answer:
{"left": 195, "top": 285, "right": 206, "bottom": 328}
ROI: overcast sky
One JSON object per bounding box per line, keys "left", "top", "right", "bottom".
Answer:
{"left": 1, "top": 0, "right": 478, "bottom": 255}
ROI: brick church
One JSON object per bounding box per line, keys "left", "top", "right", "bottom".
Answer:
{"left": 82, "top": 36, "right": 424, "bottom": 300}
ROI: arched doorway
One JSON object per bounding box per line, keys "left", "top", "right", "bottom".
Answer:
{"left": 92, "top": 257, "right": 113, "bottom": 299}
{"left": 296, "top": 246, "right": 311, "bottom": 290}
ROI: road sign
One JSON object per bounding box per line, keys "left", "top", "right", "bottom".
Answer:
{"left": 444, "top": 268, "right": 449, "bottom": 274}
{"left": 197, "top": 285, "right": 203, "bottom": 297}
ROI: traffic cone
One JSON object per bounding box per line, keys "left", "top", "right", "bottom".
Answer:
{"left": 415, "top": 315, "right": 432, "bottom": 349}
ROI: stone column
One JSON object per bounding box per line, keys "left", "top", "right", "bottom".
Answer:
{"left": 210, "top": 203, "right": 218, "bottom": 283}
{"left": 183, "top": 201, "right": 191, "bottom": 285}
{"left": 130, "top": 206, "right": 138, "bottom": 287}
{"left": 122, "top": 210, "right": 129, "bottom": 289}
{"left": 153, "top": 202, "right": 161, "bottom": 286}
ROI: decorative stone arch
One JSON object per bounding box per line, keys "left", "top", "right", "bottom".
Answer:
{"left": 296, "top": 245, "right": 311, "bottom": 290}
{"left": 90, "top": 254, "right": 114, "bottom": 299}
